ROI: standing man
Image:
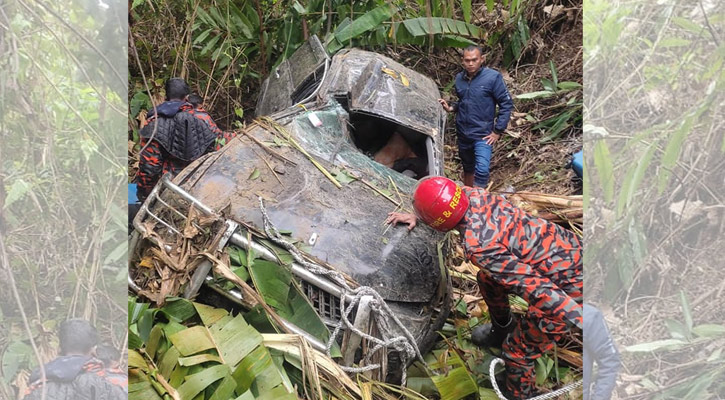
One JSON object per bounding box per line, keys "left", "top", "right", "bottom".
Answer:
{"left": 439, "top": 46, "right": 513, "bottom": 188}
{"left": 584, "top": 304, "right": 621, "bottom": 400}
{"left": 386, "top": 176, "right": 582, "bottom": 399}
{"left": 135, "top": 78, "right": 235, "bottom": 202}
{"left": 24, "top": 319, "right": 126, "bottom": 400}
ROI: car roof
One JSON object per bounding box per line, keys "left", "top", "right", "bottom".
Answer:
{"left": 318, "top": 48, "right": 445, "bottom": 139}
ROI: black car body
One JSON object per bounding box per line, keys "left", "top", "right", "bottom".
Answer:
{"left": 130, "top": 36, "right": 451, "bottom": 381}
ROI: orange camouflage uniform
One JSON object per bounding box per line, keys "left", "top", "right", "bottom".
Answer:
{"left": 462, "top": 187, "right": 582, "bottom": 399}
{"left": 136, "top": 103, "right": 236, "bottom": 201}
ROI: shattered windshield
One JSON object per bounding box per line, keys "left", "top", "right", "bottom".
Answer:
{"left": 289, "top": 102, "right": 417, "bottom": 193}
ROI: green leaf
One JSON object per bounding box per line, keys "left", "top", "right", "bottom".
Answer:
{"left": 625, "top": 339, "right": 687, "bottom": 352}
{"left": 292, "top": 1, "right": 306, "bottom": 14}
{"left": 208, "top": 314, "right": 263, "bottom": 367}
{"left": 454, "top": 298, "right": 467, "bottom": 315}
{"left": 4, "top": 178, "right": 31, "bottom": 209}
{"left": 433, "top": 34, "right": 477, "bottom": 48}
{"left": 235, "top": 107, "right": 244, "bottom": 119}
{"left": 692, "top": 324, "right": 725, "bottom": 338}
{"left": 128, "top": 329, "right": 143, "bottom": 350}
{"left": 430, "top": 366, "right": 478, "bottom": 400}
{"left": 232, "top": 345, "right": 294, "bottom": 395}
{"left": 177, "top": 364, "right": 230, "bottom": 400}
{"left": 672, "top": 17, "right": 704, "bottom": 34}
{"left": 200, "top": 35, "right": 222, "bottom": 56}
{"left": 178, "top": 353, "right": 223, "bottom": 366}
{"left": 664, "top": 318, "right": 689, "bottom": 340}
{"left": 535, "top": 357, "right": 548, "bottom": 386}
{"left": 227, "top": 246, "right": 248, "bottom": 267}
{"left": 549, "top": 60, "right": 558, "bottom": 87}
{"left": 248, "top": 168, "right": 260, "bottom": 180}
{"left": 515, "top": 90, "right": 556, "bottom": 100}
{"left": 486, "top": 0, "right": 495, "bottom": 12}
{"left": 679, "top": 290, "right": 693, "bottom": 332}
{"left": 541, "top": 78, "right": 555, "bottom": 92}
{"left": 335, "top": 169, "right": 357, "bottom": 184}
{"left": 333, "top": 4, "right": 397, "bottom": 45}
{"left": 168, "top": 326, "right": 216, "bottom": 356}
{"left": 658, "top": 115, "right": 694, "bottom": 193}
{"left": 396, "top": 17, "right": 483, "bottom": 41}
{"left": 617, "top": 140, "right": 656, "bottom": 217}
{"left": 193, "top": 28, "right": 214, "bottom": 45}
{"left": 130, "top": 91, "right": 151, "bottom": 118}
{"left": 161, "top": 297, "right": 198, "bottom": 322}
{"left": 158, "top": 346, "right": 181, "bottom": 377}
{"left": 557, "top": 81, "right": 582, "bottom": 90}
{"left": 658, "top": 37, "right": 691, "bottom": 48}
{"left": 1, "top": 341, "right": 32, "bottom": 382}
{"left": 209, "top": 374, "right": 238, "bottom": 400}
{"left": 593, "top": 140, "right": 614, "bottom": 203}
{"left": 248, "top": 260, "right": 339, "bottom": 357}
{"left": 194, "top": 302, "right": 229, "bottom": 326}
{"left": 128, "top": 349, "right": 148, "bottom": 370}
{"left": 461, "top": 0, "right": 472, "bottom": 23}
{"left": 146, "top": 325, "right": 165, "bottom": 359}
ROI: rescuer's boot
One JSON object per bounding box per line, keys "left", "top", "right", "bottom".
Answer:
{"left": 471, "top": 315, "right": 514, "bottom": 348}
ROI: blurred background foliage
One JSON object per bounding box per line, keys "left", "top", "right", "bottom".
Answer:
{"left": 584, "top": 0, "right": 724, "bottom": 397}
{"left": 0, "top": 0, "right": 126, "bottom": 397}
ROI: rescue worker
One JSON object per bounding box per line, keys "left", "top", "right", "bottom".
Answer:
{"left": 438, "top": 45, "right": 513, "bottom": 188}
{"left": 386, "top": 176, "right": 582, "bottom": 399}
{"left": 134, "top": 78, "right": 235, "bottom": 201}
{"left": 96, "top": 344, "right": 128, "bottom": 393}
{"left": 24, "top": 319, "right": 126, "bottom": 400}
{"left": 583, "top": 304, "right": 621, "bottom": 400}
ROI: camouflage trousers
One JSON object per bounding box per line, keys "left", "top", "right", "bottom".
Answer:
{"left": 477, "top": 270, "right": 582, "bottom": 399}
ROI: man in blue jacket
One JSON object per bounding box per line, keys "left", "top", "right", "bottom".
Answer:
{"left": 439, "top": 46, "right": 513, "bottom": 188}
{"left": 584, "top": 303, "right": 621, "bottom": 400}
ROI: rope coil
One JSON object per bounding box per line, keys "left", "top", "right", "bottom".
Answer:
{"left": 258, "top": 197, "right": 427, "bottom": 383}
{"left": 489, "top": 358, "right": 583, "bottom": 400}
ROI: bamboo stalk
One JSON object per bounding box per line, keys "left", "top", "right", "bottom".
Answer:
{"left": 259, "top": 117, "right": 342, "bottom": 189}
{"left": 239, "top": 127, "right": 297, "bottom": 166}
{"left": 359, "top": 179, "right": 400, "bottom": 207}
{"left": 513, "top": 192, "right": 583, "bottom": 208}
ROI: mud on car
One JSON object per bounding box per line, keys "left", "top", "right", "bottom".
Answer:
{"left": 129, "top": 36, "right": 451, "bottom": 382}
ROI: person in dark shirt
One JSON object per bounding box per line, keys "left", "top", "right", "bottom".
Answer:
{"left": 584, "top": 304, "right": 621, "bottom": 400}
{"left": 134, "top": 78, "right": 234, "bottom": 201}
{"left": 95, "top": 344, "right": 127, "bottom": 393}
{"left": 23, "top": 319, "right": 125, "bottom": 400}
{"left": 188, "top": 93, "right": 204, "bottom": 110}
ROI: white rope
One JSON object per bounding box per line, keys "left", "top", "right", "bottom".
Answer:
{"left": 489, "top": 358, "right": 583, "bottom": 400}
{"left": 258, "top": 197, "right": 428, "bottom": 384}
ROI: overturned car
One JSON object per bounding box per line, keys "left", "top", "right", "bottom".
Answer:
{"left": 130, "top": 36, "right": 451, "bottom": 381}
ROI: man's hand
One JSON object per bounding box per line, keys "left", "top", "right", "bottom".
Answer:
{"left": 385, "top": 212, "right": 417, "bottom": 231}
{"left": 438, "top": 98, "right": 453, "bottom": 113}
{"left": 485, "top": 132, "right": 501, "bottom": 145}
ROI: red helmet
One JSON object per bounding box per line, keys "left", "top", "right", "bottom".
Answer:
{"left": 412, "top": 176, "right": 469, "bottom": 232}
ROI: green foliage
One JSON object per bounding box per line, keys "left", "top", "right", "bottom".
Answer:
{"left": 1, "top": 0, "right": 126, "bottom": 392}
{"left": 128, "top": 298, "right": 299, "bottom": 400}
{"left": 517, "top": 62, "right": 582, "bottom": 143}
{"left": 1, "top": 342, "right": 32, "bottom": 384}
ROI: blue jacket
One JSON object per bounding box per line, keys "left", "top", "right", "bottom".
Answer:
{"left": 583, "top": 304, "right": 621, "bottom": 400}
{"left": 452, "top": 67, "right": 513, "bottom": 141}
